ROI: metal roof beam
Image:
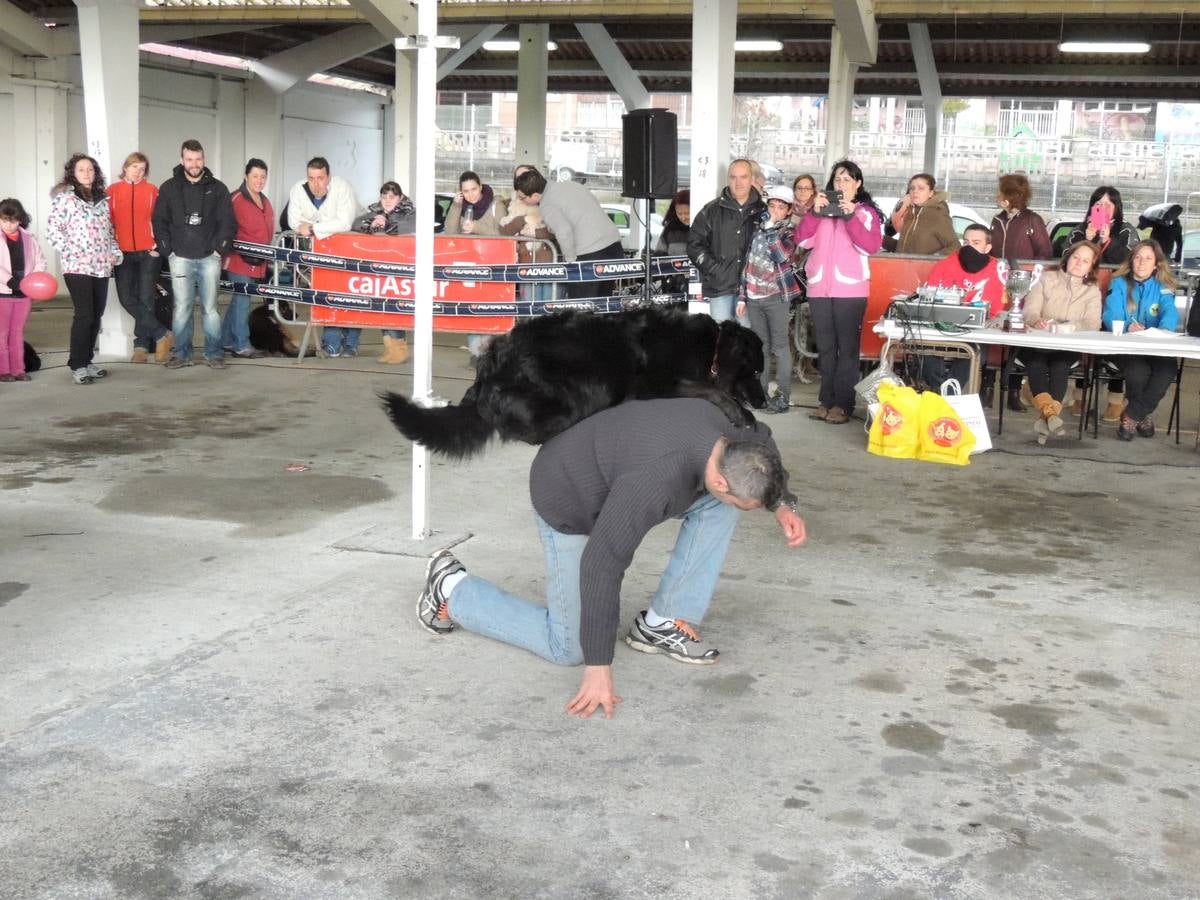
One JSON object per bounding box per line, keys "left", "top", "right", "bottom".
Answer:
{"left": 0, "top": 0, "right": 55, "bottom": 57}
{"left": 575, "top": 23, "right": 650, "bottom": 110}
{"left": 832, "top": 0, "right": 878, "bottom": 64}
{"left": 436, "top": 23, "right": 503, "bottom": 81}
{"left": 345, "top": 0, "right": 416, "bottom": 36}
{"left": 251, "top": 24, "right": 389, "bottom": 94}
{"left": 140, "top": 23, "right": 264, "bottom": 44}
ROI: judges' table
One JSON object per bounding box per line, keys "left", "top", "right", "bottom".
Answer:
{"left": 875, "top": 320, "right": 1200, "bottom": 438}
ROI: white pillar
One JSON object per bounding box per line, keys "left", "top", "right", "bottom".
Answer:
{"left": 691, "top": 0, "right": 736, "bottom": 207}
{"left": 215, "top": 76, "right": 244, "bottom": 184}
{"left": 515, "top": 24, "right": 548, "bottom": 170}
{"left": 75, "top": 0, "right": 141, "bottom": 361}
{"left": 245, "top": 78, "right": 284, "bottom": 194}
{"left": 397, "top": 0, "right": 440, "bottom": 540}
{"left": 907, "top": 22, "right": 942, "bottom": 180}
{"left": 12, "top": 79, "right": 68, "bottom": 276}
{"left": 392, "top": 47, "right": 417, "bottom": 192}
{"left": 824, "top": 26, "right": 858, "bottom": 171}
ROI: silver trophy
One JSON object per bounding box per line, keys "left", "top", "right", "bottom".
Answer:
{"left": 1004, "top": 269, "right": 1033, "bottom": 332}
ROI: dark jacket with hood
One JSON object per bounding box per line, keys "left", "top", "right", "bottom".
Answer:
{"left": 152, "top": 164, "right": 236, "bottom": 260}
{"left": 1065, "top": 220, "right": 1139, "bottom": 266}
{"left": 687, "top": 186, "right": 766, "bottom": 296}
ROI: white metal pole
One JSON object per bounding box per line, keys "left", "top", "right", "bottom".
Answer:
{"left": 405, "top": 0, "right": 439, "bottom": 541}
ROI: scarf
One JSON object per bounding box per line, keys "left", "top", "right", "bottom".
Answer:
{"left": 465, "top": 184, "right": 494, "bottom": 221}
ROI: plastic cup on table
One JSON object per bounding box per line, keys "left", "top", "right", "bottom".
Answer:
{"left": 1111, "top": 320, "right": 1125, "bottom": 336}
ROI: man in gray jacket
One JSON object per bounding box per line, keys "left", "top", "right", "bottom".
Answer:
{"left": 687, "top": 159, "right": 765, "bottom": 323}
{"left": 514, "top": 169, "right": 623, "bottom": 300}
{"left": 414, "top": 398, "right": 807, "bottom": 720}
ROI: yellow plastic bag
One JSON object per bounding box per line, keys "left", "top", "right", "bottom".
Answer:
{"left": 916, "top": 389, "right": 976, "bottom": 466}
{"left": 867, "top": 382, "right": 921, "bottom": 460}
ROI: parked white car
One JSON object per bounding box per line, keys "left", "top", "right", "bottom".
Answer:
{"left": 602, "top": 202, "right": 664, "bottom": 254}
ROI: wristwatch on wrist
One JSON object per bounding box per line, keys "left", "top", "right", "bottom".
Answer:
{"left": 773, "top": 495, "right": 799, "bottom": 514}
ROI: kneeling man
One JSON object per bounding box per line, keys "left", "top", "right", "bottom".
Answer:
{"left": 416, "top": 397, "right": 807, "bottom": 720}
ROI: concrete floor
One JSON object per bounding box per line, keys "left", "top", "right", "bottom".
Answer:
{"left": 2, "top": 299, "right": 1199, "bottom": 899}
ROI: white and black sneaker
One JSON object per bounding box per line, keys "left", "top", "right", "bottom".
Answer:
{"left": 70, "top": 367, "right": 94, "bottom": 385}
{"left": 624, "top": 612, "right": 720, "bottom": 665}
{"left": 86, "top": 363, "right": 108, "bottom": 379}
{"left": 416, "top": 549, "right": 465, "bottom": 635}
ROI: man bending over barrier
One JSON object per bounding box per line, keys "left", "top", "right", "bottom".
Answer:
{"left": 415, "top": 398, "right": 807, "bottom": 719}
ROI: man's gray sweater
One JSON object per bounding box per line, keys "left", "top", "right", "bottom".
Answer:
{"left": 529, "top": 398, "right": 789, "bottom": 666}
{"left": 538, "top": 180, "right": 621, "bottom": 262}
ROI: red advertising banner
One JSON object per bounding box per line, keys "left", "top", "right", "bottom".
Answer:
{"left": 310, "top": 233, "right": 518, "bottom": 334}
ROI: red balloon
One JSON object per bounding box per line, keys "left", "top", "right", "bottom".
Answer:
{"left": 20, "top": 271, "right": 58, "bottom": 301}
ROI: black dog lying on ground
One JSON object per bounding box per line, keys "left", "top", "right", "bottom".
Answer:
{"left": 249, "top": 301, "right": 302, "bottom": 357}
{"left": 382, "top": 305, "right": 767, "bottom": 459}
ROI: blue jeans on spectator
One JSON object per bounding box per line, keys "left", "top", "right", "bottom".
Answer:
{"left": 113, "top": 251, "right": 166, "bottom": 351}
{"left": 220, "top": 271, "right": 258, "bottom": 353}
{"left": 322, "top": 327, "right": 362, "bottom": 355}
{"left": 446, "top": 494, "right": 740, "bottom": 665}
{"left": 708, "top": 293, "right": 736, "bottom": 323}
{"left": 169, "top": 252, "right": 222, "bottom": 361}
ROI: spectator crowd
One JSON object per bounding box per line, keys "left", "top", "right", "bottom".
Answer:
{"left": 1, "top": 139, "right": 1193, "bottom": 445}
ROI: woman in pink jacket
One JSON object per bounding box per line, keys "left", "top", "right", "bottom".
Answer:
{"left": 795, "top": 159, "right": 884, "bottom": 423}
{"left": 0, "top": 198, "right": 48, "bottom": 381}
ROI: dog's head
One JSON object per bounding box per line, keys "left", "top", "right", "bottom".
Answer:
{"left": 714, "top": 320, "right": 768, "bottom": 409}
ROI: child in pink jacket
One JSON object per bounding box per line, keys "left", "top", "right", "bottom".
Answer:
{"left": 0, "top": 198, "right": 48, "bottom": 381}
{"left": 794, "top": 160, "right": 883, "bottom": 423}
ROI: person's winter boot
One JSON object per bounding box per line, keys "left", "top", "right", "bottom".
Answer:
{"left": 1103, "top": 392, "right": 1125, "bottom": 424}
{"left": 376, "top": 335, "right": 410, "bottom": 365}
{"left": 154, "top": 332, "right": 174, "bottom": 364}
{"left": 1006, "top": 386, "right": 1027, "bottom": 413}
{"left": 1032, "top": 392, "right": 1062, "bottom": 445}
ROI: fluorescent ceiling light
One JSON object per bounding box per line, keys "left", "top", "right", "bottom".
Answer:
{"left": 1059, "top": 41, "right": 1150, "bottom": 53}
{"left": 483, "top": 40, "right": 558, "bottom": 52}
{"left": 735, "top": 40, "right": 783, "bottom": 52}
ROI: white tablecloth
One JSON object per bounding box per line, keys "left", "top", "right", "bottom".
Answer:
{"left": 875, "top": 321, "right": 1200, "bottom": 362}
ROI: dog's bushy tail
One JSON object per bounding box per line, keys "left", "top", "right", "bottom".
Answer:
{"left": 380, "top": 392, "right": 494, "bottom": 460}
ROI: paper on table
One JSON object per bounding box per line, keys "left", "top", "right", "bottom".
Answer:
{"left": 1126, "top": 327, "right": 1185, "bottom": 338}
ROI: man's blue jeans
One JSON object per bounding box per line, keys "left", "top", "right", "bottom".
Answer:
{"left": 169, "top": 253, "right": 222, "bottom": 360}
{"left": 707, "top": 293, "right": 749, "bottom": 326}
{"left": 220, "top": 272, "right": 257, "bottom": 352}
{"left": 446, "top": 493, "right": 740, "bottom": 665}
{"left": 322, "top": 327, "right": 362, "bottom": 354}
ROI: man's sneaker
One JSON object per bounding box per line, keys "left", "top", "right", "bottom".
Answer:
{"left": 71, "top": 367, "right": 94, "bottom": 385}
{"left": 164, "top": 356, "right": 192, "bottom": 369}
{"left": 624, "top": 612, "right": 720, "bottom": 665}
{"left": 86, "top": 364, "right": 108, "bottom": 379}
{"left": 416, "top": 549, "right": 465, "bottom": 635}
{"left": 342, "top": 347, "right": 358, "bottom": 358}
{"left": 233, "top": 347, "right": 266, "bottom": 359}
{"left": 205, "top": 357, "right": 228, "bottom": 370}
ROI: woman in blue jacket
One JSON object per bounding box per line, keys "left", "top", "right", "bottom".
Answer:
{"left": 1102, "top": 239, "right": 1180, "bottom": 440}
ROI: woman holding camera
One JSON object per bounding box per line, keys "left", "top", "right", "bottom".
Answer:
{"left": 794, "top": 159, "right": 883, "bottom": 424}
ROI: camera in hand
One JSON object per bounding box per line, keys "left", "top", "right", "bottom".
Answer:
{"left": 813, "top": 189, "right": 851, "bottom": 218}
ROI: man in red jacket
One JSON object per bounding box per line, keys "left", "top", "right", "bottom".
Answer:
{"left": 220, "top": 158, "right": 275, "bottom": 358}
{"left": 921, "top": 224, "right": 1008, "bottom": 392}
{"left": 108, "top": 152, "right": 173, "bottom": 363}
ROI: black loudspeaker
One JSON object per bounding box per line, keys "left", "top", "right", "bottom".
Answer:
{"left": 622, "top": 108, "right": 678, "bottom": 200}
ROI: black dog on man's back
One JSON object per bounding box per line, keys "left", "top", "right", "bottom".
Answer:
{"left": 382, "top": 305, "right": 767, "bottom": 459}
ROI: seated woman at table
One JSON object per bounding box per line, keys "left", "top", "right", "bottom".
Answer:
{"left": 1018, "top": 240, "right": 1102, "bottom": 445}
{"left": 1102, "top": 239, "right": 1180, "bottom": 441}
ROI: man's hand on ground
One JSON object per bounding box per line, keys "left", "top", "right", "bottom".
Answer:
{"left": 566, "top": 665, "right": 622, "bottom": 719}
{"left": 775, "top": 507, "right": 807, "bottom": 547}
